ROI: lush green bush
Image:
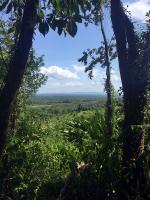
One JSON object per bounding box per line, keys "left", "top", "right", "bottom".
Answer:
{"left": 0, "top": 113, "right": 80, "bottom": 200}
{"left": 63, "top": 109, "right": 122, "bottom": 199}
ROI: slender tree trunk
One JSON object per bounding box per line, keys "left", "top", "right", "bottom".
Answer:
{"left": 0, "top": 0, "right": 39, "bottom": 155}
{"left": 99, "top": 10, "right": 113, "bottom": 136}
{"left": 111, "top": 0, "right": 148, "bottom": 199}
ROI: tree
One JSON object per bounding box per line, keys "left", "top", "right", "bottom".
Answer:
{"left": 79, "top": 3, "right": 119, "bottom": 198}
{"left": 0, "top": 0, "right": 39, "bottom": 155}
{"left": 111, "top": 0, "right": 149, "bottom": 199}
{"left": 99, "top": 6, "right": 115, "bottom": 137}
{"left": 78, "top": 2, "right": 116, "bottom": 137}
{"left": 0, "top": 0, "right": 90, "bottom": 155}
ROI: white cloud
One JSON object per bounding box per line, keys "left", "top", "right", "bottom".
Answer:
{"left": 73, "top": 65, "right": 85, "bottom": 73}
{"left": 73, "top": 65, "right": 101, "bottom": 78}
{"left": 38, "top": 65, "right": 122, "bottom": 94}
{"left": 40, "top": 66, "right": 79, "bottom": 79}
{"left": 125, "top": 0, "right": 150, "bottom": 21}
{"left": 64, "top": 81, "right": 84, "bottom": 86}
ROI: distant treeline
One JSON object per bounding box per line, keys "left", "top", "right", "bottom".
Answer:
{"left": 29, "top": 93, "right": 106, "bottom": 105}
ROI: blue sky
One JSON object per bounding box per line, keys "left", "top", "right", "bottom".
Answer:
{"left": 33, "top": 0, "right": 150, "bottom": 94}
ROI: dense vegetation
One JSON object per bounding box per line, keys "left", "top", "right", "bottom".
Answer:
{"left": 0, "top": 0, "right": 150, "bottom": 199}
{"left": 29, "top": 94, "right": 106, "bottom": 115}
{"left": 0, "top": 95, "right": 123, "bottom": 199}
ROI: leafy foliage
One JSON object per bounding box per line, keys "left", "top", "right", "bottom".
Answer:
{"left": 0, "top": 0, "right": 92, "bottom": 37}
{"left": 0, "top": 112, "right": 81, "bottom": 199}
{"left": 78, "top": 38, "right": 117, "bottom": 79}
{"left": 0, "top": 99, "right": 123, "bottom": 199}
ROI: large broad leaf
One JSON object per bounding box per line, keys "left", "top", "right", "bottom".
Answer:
{"left": 67, "top": 21, "right": 77, "bottom": 37}
{"left": 57, "top": 23, "right": 63, "bottom": 35}
{"left": 39, "top": 21, "right": 49, "bottom": 36}
{"left": 38, "top": 10, "right": 45, "bottom": 20}
{"left": 74, "top": 15, "right": 82, "bottom": 23}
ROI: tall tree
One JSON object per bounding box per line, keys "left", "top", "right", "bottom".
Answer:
{"left": 111, "top": 0, "right": 149, "bottom": 199}
{"left": 0, "top": 0, "right": 39, "bottom": 155}
{"left": 79, "top": 2, "right": 116, "bottom": 137}
{"left": 78, "top": 4, "right": 119, "bottom": 197}
{"left": 99, "top": 6, "right": 114, "bottom": 137}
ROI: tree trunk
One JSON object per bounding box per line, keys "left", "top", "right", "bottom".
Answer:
{"left": 0, "top": 0, "right": 39, "bottom": 155}
{"left": 99, "top": 10, "right": 113, "bottom": 136}
{"left": 111, "top": 0, "right": 148, "bottom": 199}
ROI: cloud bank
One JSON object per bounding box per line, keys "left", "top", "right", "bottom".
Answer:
{"left": 40, "top": 66, "right": 79, "bottom": 79}
{"left": 39, "top": 65, "right": 121, "bottom": 94}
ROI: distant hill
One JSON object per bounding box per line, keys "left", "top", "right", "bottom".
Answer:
{"left": 30, "top": 93, "right": 106, "bottom": 105}
{"left": 36, "top": 92, "right": 104, "bottom": 96}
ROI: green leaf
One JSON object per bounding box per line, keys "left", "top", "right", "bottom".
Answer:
{"left": 39, "top": 22, "right": 49, "bottom": 36}
{"left": 67, "top": 21, "right": 77, "bottom": 37}
{"left": 58, "top": 26, "right": 63, "bottom": 35}
{"left": 74, "top": 15, "right": 82, "bottom": 23}
{"left": 38, "top": 9, "right": 45, "bottom": 19}
{"left": 57, "top": 19, "right": 65, "bottom": 35}
{"left": 50, "top": 19, "right": 57, "bottom": 31}
{"left": 47, "top": 13, "right": 54, "bottom": 24}
{"left": 8, "top": 26, "right": 14, "bottom": 34}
